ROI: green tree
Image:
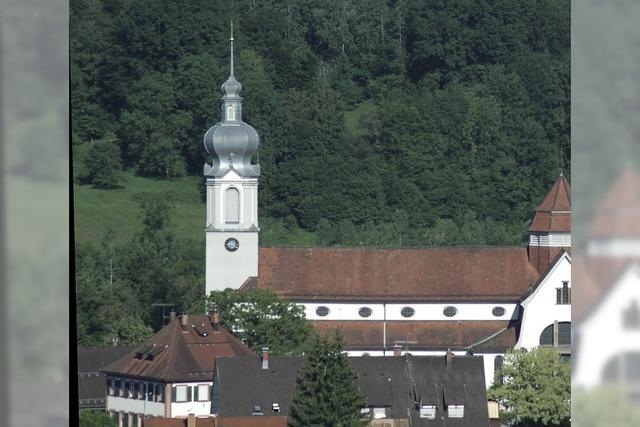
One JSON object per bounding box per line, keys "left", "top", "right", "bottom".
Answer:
{"left": 489, "top": 347, "right": 571, "bottom": 427}
{"left": 79, "top": 410, "right": 117, "bottom": 427}
{"left": 288, "top": 333, "right": 367, "bottom": 427}
{"left": 83, "top": 135, "right": 123, "bottom": 189}
{"left": 195, "top": 288, "right": 315, "bottom": 355}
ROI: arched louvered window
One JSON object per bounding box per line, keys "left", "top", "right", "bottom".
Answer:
{"left": 539, "top": 322, "right": 571, "bottom": 346}
{"left": 226, "top": 104, "right": 236, "bottom": 121}
{"left": 225, "top": 188, "right": 240, "bottom": 223}
{"left": 540, "top": 324, "right": 555, "bottom": 346}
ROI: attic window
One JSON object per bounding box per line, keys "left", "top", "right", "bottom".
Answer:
{"left": 272, "top": 403, "right": 280, "bottom": 413}
{"left": 146, "top": 345, "right": 165, "bottom": 359}
{"left": 359, "top": 307, "right": 372, "bottom": 318}
{"left": 401, "top": 307, "right": 415, "bottom": 318}
{"left": 135, "top": 345, "right": 154, "bottom": 359}
{"left": 492, "top": 306, "right": 506, "bottom": 317}
{"left": 316, "top": 306, "right": 330, "bottom": 317}
{"left": 443, "top": 306, "right": 458, "bottom": 317}
{"left": 420, "top": 405, "right": 436, "bottom": 419}
{"left": 252, "top": 406, "right": 263, "bottom": 416}
{"left": 448, "top": 405, "right": 464, "bottom": 418}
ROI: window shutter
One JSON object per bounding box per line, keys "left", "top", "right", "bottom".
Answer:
{"left": 194, "top": 385, "right": 199, "bottom": 402}
{"left": 187, "top": 386, "right": 193, "bottom": 402}
{"left": 171, "top": 386, "right": 176, "bottom": 403}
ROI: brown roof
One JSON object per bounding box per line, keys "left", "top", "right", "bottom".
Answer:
{"left": 143, "top": 417, "right": 287, "bottom": 427}
{"left": 313, "top": 320, "right": 518, "bottom": 353}
{"left": 251, "top": 247, "right": 539, "bottom": 301}
{"left": 103, "top": 315, "right": 253, "bottom": 382}
{"left": 590, "top": 169, "right": 640, "bottom": 237}
{"left": 528, "top": 174, "right": 571, "bottom": 233}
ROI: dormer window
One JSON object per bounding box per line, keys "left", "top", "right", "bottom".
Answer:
{"left": 272, "top": 403, "right": 280, "bottom": 413}
{"left": 448, "top": 405, "right": 464, "bottom": 418}
{"left": 556, "top": 281, "right": 571, "bottom": 305}
{"left": 420, "top": 405, "right": 436, "bottom": 419}
{"left": 226, "top": 104, "right": 236, "bottom": 121}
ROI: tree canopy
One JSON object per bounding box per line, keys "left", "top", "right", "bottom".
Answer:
{"left": 488, "top": 348, "right": 571, "bottom": 426}
{"left": 288, "top": 333, "right": 367, "bottom": 427}
{"left": 193, "top": 288, "right": 316, "bottom": 355}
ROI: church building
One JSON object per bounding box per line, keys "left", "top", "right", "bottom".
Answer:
{"left": 203, "top": 33, "right": 572, "bottom": 387}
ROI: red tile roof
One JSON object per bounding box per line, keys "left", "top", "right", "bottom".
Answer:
{"left": 313, "top": 320, "right": 518, "bottom": 353}
{"left": 590, "top": 169, "right": 640, "bottom": 237}
{"left": 528, "top": 174, "right": 571, "bottom": 233}
{"left": 250, "top": 247, "right": 539, "bottom": 301}
{"left": 103, "top": 315, "right": 253, "bottom": 382}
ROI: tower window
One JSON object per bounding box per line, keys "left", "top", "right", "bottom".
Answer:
{"left": 556, "top": 282, "right": 571, "bottom": 305}
{"left": 225, "top": 188, "right": 240, "bottom": 224}
{"left": 226, "top": 104, "right": 236, "bottom": 121}
{"left": 623, "top": 300, "right": 640, "bottom": 329}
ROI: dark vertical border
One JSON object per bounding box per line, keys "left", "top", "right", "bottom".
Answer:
{"left": 69, "top": 32, "right": 79, "bottom": 426}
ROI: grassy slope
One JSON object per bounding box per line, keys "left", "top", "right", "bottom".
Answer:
{"left": 73, "top": 170, "right": 317, "bottom": 248}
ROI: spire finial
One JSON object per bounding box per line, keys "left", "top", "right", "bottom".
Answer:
{"left": 230, "top": 21, "right": 234, "bottom": 77}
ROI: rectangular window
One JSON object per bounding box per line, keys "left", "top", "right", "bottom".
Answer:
{"left": 109, "top": 379, "right": 115, "bottom": 396}
{"left": 175, "top": 385, "right": 188, "bottom": 402}
{"left": 448, "top": 405, "right": 464, "bottom": 418}
{"left": 225, "top": 188, "right": 240, "bottom": 223}
{"left": 556, "top": 282, "right": 571, "bottom": 304}
{"left": 197, "top": 384, "right": 210, "bottom": 401}
{"left": 420, "top": 405, "right": 436, "bottom": 419}
{"left": 372, "top": 407, "right": 387, "bottom": 419}
{"left": 157, "top": 384, "right": 164, "bottom": 403}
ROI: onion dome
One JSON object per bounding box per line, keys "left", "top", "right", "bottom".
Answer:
{"left": 203, "top": 24, "right": 260, "bottom": 178}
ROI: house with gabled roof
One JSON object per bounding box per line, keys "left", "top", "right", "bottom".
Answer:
{"left": 201, "top": 31, "right": 572, "bottom": 388}
{"left": 101, "top": 313, "right": 253, "bottom": 427}
{"left": 212, "top": 352, "right": 490, "bottom": 427}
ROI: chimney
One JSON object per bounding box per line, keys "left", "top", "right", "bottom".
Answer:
{"left": 445, "top": 348, "right": 454, "bottom": 366}
{"left": 187, "top": 413, "right": 196, "bottom": 427}
{"left": 393, "top": 344, "right": 402, "bottom": 357}
{"left": 170, "top": 310, "right": 176, "bottom": 321}
{"left": 261, "top": 347, "right": 269, "bottom": 370}
{"left": 211, "top": 311, "right": 220, "bottom": 332}
{"left": 111, "top": 337, "right": 119, "bottom": 347}
{"left": 181, "top": 313, "right": 188, "bottom": 326}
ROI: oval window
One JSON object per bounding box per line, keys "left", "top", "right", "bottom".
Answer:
{"left": 492, "top": 306, "right": 506, "bottom": 317}
{"left": 401, "top": 307, "right": 415, "bottom": 318}
{"left": 443, "top": 306, "right": 457, "bottom": 317}
{"left": 315, "top": 306, "right": 330, "bottom": 317}
{"left": 358, "top": 307, "right": 372, "bottom": 318}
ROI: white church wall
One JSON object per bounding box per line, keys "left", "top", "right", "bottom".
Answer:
{"left": 515, "top": 253, "right": 571, "bottom": 350}
{"left": 301, "top": 302, "right": 519, "bottom": 322}
{"left": 574, "top": 264, "right": 640, "bottom": 388}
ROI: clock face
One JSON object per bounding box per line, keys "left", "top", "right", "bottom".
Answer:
{"left": 224, "top": 237, "right": 239, "bottom": 252}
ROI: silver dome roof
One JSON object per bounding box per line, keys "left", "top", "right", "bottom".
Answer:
{"left": 203, "top": 26, "right": 260, "bottom": 178}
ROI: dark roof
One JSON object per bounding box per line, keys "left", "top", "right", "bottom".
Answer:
{"left": 214, "top": 355, "right": 489, "bottom": 427}
{"left": 312, "top": 320, "right": 519, "bottom": 353}
{"left": 77, "top": 345, "right": 135, "bottom": 408}
{"left": 529, "top": 175, "right": 571, "bottom": 233}
{"left": 144, "top": 417, "right": 287, "bottom": 427}
{"left": 103, "top": 315, "right": 254, "bottom": 382}
{"left": 248, "top": 247, "right": 538, "bottom": 302}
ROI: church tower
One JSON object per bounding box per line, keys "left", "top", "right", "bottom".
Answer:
{"left": 203, "top": 26, "right": 260, "bottom": 294}
{"left": 528, "top": 173, "right": 571, "bottom": 273}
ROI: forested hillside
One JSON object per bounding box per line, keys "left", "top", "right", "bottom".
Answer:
{"left": 72, "top": 0, "right": 570, "bottom": 343}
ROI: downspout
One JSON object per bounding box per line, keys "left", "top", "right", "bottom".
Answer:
{"left": 383, "top": 303, "right": 387, "bottom": 355}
